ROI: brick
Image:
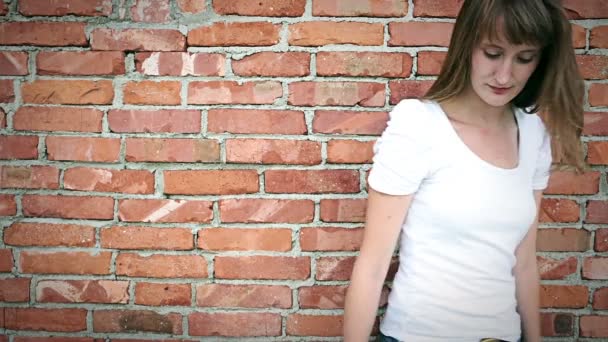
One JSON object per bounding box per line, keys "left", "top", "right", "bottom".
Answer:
{"left": 64, "top": 167, "right": 154, "bottom": 194}
{"left": 226, "top": 139, "right": 321, "bottom": 164}
{"left": 579, "top": 315, "right": 608, "bottom": 337}
{"left": 37, "top": 51, "right": 124, "bottom": 76}
{"left": 537, "top": 256, "right": 577, "bottom": 280}
{"left": 20, "top": 251, "right": 112, "bottom": 275}
{"left": 0, "top": 1, "right": 7, "bottom": 15}
{"left": 289, "top": 22, "right": 384, "bottom": 46}
{"left": 101, "top": 226, "right": 193, "bottom": 250}
{"left": 0, "top": 79, "right": 13, "bottom": 102}
{"left": 0, "top": 165, "right": 59, "bottom": 189}
{"left": 313, "top": 0, "right": 407, "bottom": 17}
{"left": 317, "top": 52, "right": 411, "bottom": 78}
{"left": 584, "top": 111, "right": 608, "bottom": 135}
{"left": 389, "top": 80, "right": 434, "bottom": 103}
{"left": 0, "top": 248, "right": 13, "bottom": 272}
{"left": 576, "top": 55, "right": 608, "bottom": 80}
{"left": 208, "top": 109, "right": 306, "bottom": 134}
{"left": 412, "top": 0, "right": 462, "bottom": 17}
{"left": 93, "top": 310, "right": 182, "bottom": 334}
{"left": 189, "top": 312, "right": 281, "bottom": 337}
{"left": 545, "top": 170, "right": 600, "bottom": 195}
{"left": 131, "top": 0, "right": 170, "bottom": 22}
{"left": 177, "top": 0, "right": 206, "bottom": 14}
{"left": 164, "top": 170, "right": 259, "bottom": 195}
{"left": 91, "top": 28, "right": 185, "bottom": 51}
{"left": 299, "top": 285, "right": 348, "bottom": 309}
{"left": 541, "top": 313, "right": 573, "bottom": 337}
{"left": 287, "top": 314, "right": 343, "bottom": 336}
{"left": 219, "top": 199, "right": 314, "bottom": 223}
{"left": 320, "top": 198, "right": 367, "bottom": 222}
{"left": 215, "top": 256, "right": 310, "bottom": 280}
{"left": 0, "top": 195, "right": 16, "bottom": 216}
{"left": 116, "top": 253, "right": 207, "bottom": 278}
{"left": 327, "top": 139, "right": 374, "bottom": 164}
{"left": 589, "top": 83, "right": 608, "bottom": 107}
{"left": 188, "top": 22, "right": 280, "bottom": 46}
{"left": 5, "top": 308, "right": 87, "bottom": 332}
{"left": 313, "top": 110, "right": 388, "bottom": 135}
{"left": 289, "top": 82, "right": 385, "bottom": 107}
{"left": 18, "top": 0, "right": 112, "bottom": 16}
{"left": 265, "top": 170, "right": 360, "bottom": 194}
{"left": 188, "top": 81, "right": 282, "bottom": 105}
{"left": 0, "top": 51, "right": 28, "bottom": 75}
{"left": 22, "top": 195, "right": 114, "bottom": 220}
{"left": 417, "top": 51, "right": 447, "bottom": 75}
{"left": 540, "top": 285, "right": 588, "bottom": 308}
{"left": 118, "top": 199, "right": 213, "bottom": 223}
{"left": 14, "top": 106, "right": 103, "bottom": 132}
{"left": 4, "top": 222, "right": 95, "bottom": 247}
{"left": 233, "top": 52, "right": 310, "bottom": 77}
{"left": 588, "top": 141, "right": 608, "bottom": 165}
{"left": 593, "top": 287, "right": 608, "bottom": 310}
{"left": 590, "top": 25, "right": 608, "bottom": 48}
{"left": 135, "top": 52, "right": 225, "bottom": 76}
{"left": 583, "top": 257, "right": 608, "bottom": 280}
{"left": 109, "top": 109, "right": 201, "bottom": 133}
{"left": 37, "top": 280, "right": 129, "bottom": 304}
{"left": 563, "top": 0, "right": 608, "bottom": 19}
{"left": 196, "top": 284, "right": 291, "bottom": 308}
{"left": 123, "top": 81, "right": 181, "bottom": 105}
{"left": 22, "top": 80, "right": 114, "bottom": 104}
{"left": 389, "top": 22, "right": 453, "bottom": 46}
{"left": 316, "top": 256, "right": 355, "bottom": 280}
{"left": 126, "top": 138, "right": 219, "bottom": 163}
{"left": 46, "top": 136, "right": 120, "bottom": 162}
{"left": 134, "top": 282, "right": 191, "bottom": 306}
{"left": 587, "top": 201, "right": 608, "bottom": 224}
{"left": 572, "top": 24, "right": 587, "bottom": 49}
{"left": 596, "top": 228, "right": 608, "bottom": 252}
{"left": 537, "top": 228, "right": 589, "bottom": 252}
{"left": 214, "top": 0, "right": 305, "bottom": 16}
{"left": 198, "top": 228, "right": 291, "bottom": 251}
{"left": 300, "top": 227, "right": 364, "bottom": 252}
{"left": 0, "top": 278, "right": 30, "bottom": 302}
{"left": 539, "top": 199, "right": 579, "bottom": 223}
{"left": 0, "top": 22, "right": 87, "bottom": 46}
{"left": 0, "top": 135, "right": 38, "bottom": 159}
{"left": 0, "top": 108, "right": 5, "bottom": 128}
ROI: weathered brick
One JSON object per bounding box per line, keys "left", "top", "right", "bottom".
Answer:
{"left": 215, "top": 256, "right": 310, "bottom": 280}
{"left": 0, "top": 22, "right": 87, "bottom": 46}
{"left": 596, "top": 228, "right": 608, "bottom": 252}
{"left": 0, "top": 195, "right": 17, "bottom": 216}
{"left": 214, "top": 0, "right": 305, "bottom": 16}
{"left": 313, "top": 0, "right": 407, "bottom": 17}
{"left": 118, "top": 199, "right": 213, "bottom": 223}
{"left": 18, "top": 0, "right": 112, "bottom": 16}
{"left": 22, "top": 195, "right": 114, "bottom": 220}
{"left": 134, "top": 282, "right": 191, "bottom": 306}
{"left": 593, "top": 287, "right": 608, "bottom": 310}
{"left": 207, "top": 109, "right": 306, "bottom": 134}
{"left": 22, "top": 80, "right": 114, "bottom": 105}
{"left": 177, "top": 0, "right": 206, "bottom": 14}
{"left": 316, "top": 256, "right": 355, "bottom": 280}
{"left": 299, "top": 285, "right": 348, "bottom": 309}
{"left": 540, "top": 285, "right": 588, "bottom": 308}
{"left": 14, "top": 107, "right": 103, "bottom": 132}
{"left": 46, "top": 136, "right": 120, "bottom": 162}
{"left": 0, "top": 135, "right": 38, "bottom": 159}
{"left": 0, "top": 248, "right": 13, "bottom": 272}
{"left": 116, "top": 253, "right": 207, "bottom": 278}
{"left": 198, "top": 228, "right": 292, "bottom": 251}
{"left": 130, "top": 0, "right": 171, "bottom": 22}
{"left": 189, "top": 312, "right": 281, "bottom": 337}
{"left": 93, "top": 310, "right": 182, "bottom": 334}
{"left": 537, "top": 256, "right": 577, "bottom": 280}
{"left": 0, "top": 108, "right": 5, "bottom": 128}
{"left": 0, "top": 278, "right": 30, "bottom": 302}
{"left": 412, "top": 0, "right": 462, "bottom": 17}
{"left": 545, "top": 170, "right": 600, "bottom": 195}
{"left": 91, "top": 28, "right": 185, "bottom": 51}
{"left": 313, "top": 110, "right": 388, "bottom": 135}
{"left": 583, "top": 257, "right": 608, "bottom": 280}
{"left": 135, "top": 52, "right": 225, "bottom": 76}
{"left": 101, "top": 226, "right": 193, "bottom": 250}
{"left": 126, "top": 138, "right": 219, "bottom": 163}
{"left": 588, "top": 141, "right": 608, "bottom": 165}
{"left": 0, "top": 79, "right": 14, "bottom": 102}
{"left": 188, "top": 81, "right": 282, "bottom": 105}
{"left": 539, "top": 199, "right": 580, "bottom": 223}
{"left": 589, "top": 83, "right": 608, "bottom": 107}
{"left": 109, "top": 109, "right": 201, "bottom": 133}
{"left": 584, "top": 111, "right": 608, "bottom": 135}
{"left": 287, "top": 314, "right": 343, "bottom": 336}
{"left": 265, "top": 170, "right": 360, "bottom": 194}
{"left": 289, "top": 82, "right": 385, "bottom": 107}
{"left": 563, "top": 0, "right": 608, "bottom": 19}
{"left": 0, "top": 51, "right": 28, "bottom": 75}
{"left": 541, "top": 313, "right": 573, "bottom": 337}
{"left": 389, "top": 80, "right": 434, "bottom": 103}
{"left": 389, "top": 22, "right": 453, "bottom": 46}
{"left": 219, "top": 199, "right": 314, "bottom": 223}
{"left": 164, "top": 170, "right": 259, "bottom": 195}
{"left": 188, "top": 22, "right": 280, "bottom": 46}
{"left": 123, "top": 81, "right": 181, "bottom": 105}
{"left": 289, "top": 22, "right": 384, "bottom": 46}
{"left": 5, "top": 308, "right": 87, "bottom": 332}
{"left": 320, "top": 198, "right": 367, "bottom": 222}
{"left": 571, "top": 24, "right": 587, "bottom": 48}
{"left": 64, "top": 167, "right": 154, "bottom": 194}
{"left": 537, "top": 228, "right": 589, "bottom": 252}
{"left": 37, "top": 51, "right": 124, "bottom": 75}
{"left": 232, "top": 52, "right": 310, "bottom": 77}
{"left": 587, "top": 201, "right": 608, "bottom": 224}
{"left": 196, "top": 284, "right": 291, "bottom": 308}
{"left": 0, "top": 166, "right": 59, "bottom": 189}
{"left": 317, "top": 52, "right": 411, "bottom": 77}
{"left": 579, "top": 315, "right": 608, "bottom": 337}
{"left": 300, "top": 227, "right": 364, "bottom": 251}
{"left": 590, "top": 25, "right": 608, "bottom": 48}
{"left": 417, "top": 51, "right": 447, "bottom": 75}
{"left": 327, "top": 139, "right": 374, "bottom": 163}
{"left": 226, "top": 139, "right": 321, "bottom": 164}
{"left": 20, "top": 251, "right": 112, "bottom": 275}
{"left": 37, "top": 280, "right": 129, "bottom": 304}
{"left": 576, "top": 55, "right": 608, "bottom": 80}
{"left": 4, "top": 222, "right": 95, "bottom": 247}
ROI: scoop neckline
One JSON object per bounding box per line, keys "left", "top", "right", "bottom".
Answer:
{"left": 430, "top": 100, "right": 522, "bottom": 174}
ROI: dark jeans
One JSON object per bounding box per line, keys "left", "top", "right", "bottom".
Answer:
{"left": 378, "top": 332, "right": 400, "bottom": 342}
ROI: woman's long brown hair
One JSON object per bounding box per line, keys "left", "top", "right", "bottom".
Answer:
{"left": 424, "top": 0, "right": 585, "bottom": 171}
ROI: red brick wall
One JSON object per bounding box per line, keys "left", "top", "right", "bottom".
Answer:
{"left": 0, "top": 0, "right": 607, "bottom": 339}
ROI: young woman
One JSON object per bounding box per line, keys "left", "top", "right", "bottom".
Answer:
{"left": 343, "top": 0, "right": 584, "bottom": 341}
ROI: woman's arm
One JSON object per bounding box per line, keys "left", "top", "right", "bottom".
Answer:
{"left": 343, "top": 188, "right": 414, "bottom": 342}
{"left": 513, "top": 190, "right": 544, "bottom": 342}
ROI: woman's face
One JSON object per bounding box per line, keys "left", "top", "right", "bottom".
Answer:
{"left": 469, "top": 35, "right": 541, "bottom": 108}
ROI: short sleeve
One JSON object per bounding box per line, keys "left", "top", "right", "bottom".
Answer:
{"left": 532, "top": 120, "right": 552, "bottom": 190}
{"left": 368, "top": 100, "right": 431, "bottom": 195}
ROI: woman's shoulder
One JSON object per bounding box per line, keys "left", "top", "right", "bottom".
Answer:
{"left": 388, "top": 98, "right": 442, "bottom": 130}
{"left": 514, "top": 107, "right": 550, "bottom": 137}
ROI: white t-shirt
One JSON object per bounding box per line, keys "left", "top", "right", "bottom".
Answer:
{"left": 368, "top": 99, "right": 552, "bottom": 342}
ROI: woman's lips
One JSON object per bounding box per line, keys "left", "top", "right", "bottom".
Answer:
{"left": 488, "top": 85, "right": 511, "bottom": 94}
